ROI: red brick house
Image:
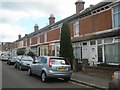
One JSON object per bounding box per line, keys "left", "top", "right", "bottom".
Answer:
{"left": 10, "top": 0, "right": 120, "bottom": 66}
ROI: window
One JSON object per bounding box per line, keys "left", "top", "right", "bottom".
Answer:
{"left": 104, "top": 38, "right": 113, "bottom": 44}
{"left": 37, "top": 34, "right": 40, "bottom": 44}
{"left": 44, "top": 32, "right": 47, "bottom": 42}
{"left": 74, "top": 21, "right": 79, "bottom": 37}
{"left": 83, "top": 42, "right": 87, "bottom": 45}
{"left": 41, "top": 57, "right": 47, "bottom": 64}
{"left": 114, "top": 37, "right": 120, "bottom": 42}
{"left": 113, "top": 5, "right": 120, "bottom": 28}
{"left": 90, "top": 41, "right": 96, "bottom": 45}
{"left": 51, "top": 58, "right": 70, "bottom": 65}
{"left": 105, "top": 43, "right": 120, "bottom": 64}
{"left": 97, "top": 39, "right": 102, "bottom": 44}
{"left": 98, "top": 46, "right": 103, "bottom": 62}
{"left": 30, "top": 38, "right": 32, "bottom": 45}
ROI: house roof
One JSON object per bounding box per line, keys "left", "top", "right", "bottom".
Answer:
{"left": 14, "top": 1, "right": 114, "bottom": 43}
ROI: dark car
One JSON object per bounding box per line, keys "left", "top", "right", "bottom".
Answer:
{"left": 109, "top": 71, "right": 120, "bottom": 90}
{"left": 28, "top": 56, "right": 72, "bottom": 82}
{"left": 7, "top": 56, "right": 17, "bottom": 65}
{"left": 14, "top": 55, "right": 33, "bottom": 70}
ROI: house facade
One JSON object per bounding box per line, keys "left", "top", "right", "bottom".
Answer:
{"left": 9, "top": 0, "right": 120, "bottom": 66}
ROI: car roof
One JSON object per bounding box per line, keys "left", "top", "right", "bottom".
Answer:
{"left": 39, "top": 56, "right": 65, "bottom": 59}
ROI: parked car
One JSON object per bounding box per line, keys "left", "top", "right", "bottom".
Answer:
{"left": 109, "top": 71, "right": 120, "bottom": 90}
{"left": 1, "top": 53, "right": 10, "bottom": 61}
{"left": 7, "top": 56, "right": 17, "bottom": 65}
{"left": 28, "top": 56, "right": 72, "bottom": 82}
{"left": 14, "top": 55, "right": 34, "bottom": 70}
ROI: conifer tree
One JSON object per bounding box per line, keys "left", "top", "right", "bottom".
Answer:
{"left": 59, "top": 21, "right": 74, "bottom": 69}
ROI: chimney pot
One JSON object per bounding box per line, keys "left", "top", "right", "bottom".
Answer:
{"left": 18, "top": 34, "right": 21, "bottom": 40}
{"left": 49, "top": 14, "right": 55, "bottom": 25}
{"left": 75, "top": 0, "right": 85, "bottom": 14}
{"left": 34, "top": 24, "right": 39, "bottom": 32}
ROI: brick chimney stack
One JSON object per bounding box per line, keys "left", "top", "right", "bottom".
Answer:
{"left": 49, "top": 14, "right": 55, "bottom": 25}
{"left": 18, "top": 34, "right": 21, "bottom": 40}
{"left": 75, "top": 0, "right": 85, "bottom": 14}
{"left": 34, "top": 24, "right": 39, "bottom": 32}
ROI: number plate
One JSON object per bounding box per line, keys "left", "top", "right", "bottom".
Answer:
{"left": 58, "top": 68, "right": 67, "bottom": 71}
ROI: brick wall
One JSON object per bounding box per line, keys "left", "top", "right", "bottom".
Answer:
{"left": 47, "top": 28, "right": 60, "bottom": 42}
{"left": 40, "top": 33, "right": 44, "bottom": 43}
{"left": 86, "top": 66, "right": 120, "bottom": 79}
{"left": 31, "top": 36, "right": 37, "bottom": 45}
{"left": 80, "top": 10, "right": 112, "bottom": 35}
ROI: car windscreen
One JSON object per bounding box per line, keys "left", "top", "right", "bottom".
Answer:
{"left": 22, "top": 56, "right": 33, "bottom": 61}
{"left": 50, "top": 58, "right": 70, "bottom": 65}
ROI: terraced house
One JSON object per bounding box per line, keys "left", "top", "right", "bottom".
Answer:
{"left": 7, "top": 0, "right": 120, "bottom": 66}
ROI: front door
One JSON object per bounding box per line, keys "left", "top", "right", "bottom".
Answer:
{"left": 89, "top": 41, "right": 98, "bottom": 66}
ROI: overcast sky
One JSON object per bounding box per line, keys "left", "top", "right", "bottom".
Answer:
{"left": 0, "top": 0, "right": 113, "bottom": 42}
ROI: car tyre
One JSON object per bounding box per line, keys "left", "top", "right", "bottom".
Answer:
{"left": 28, "top": 68, "right": 32, "bottom": 76}
{"left": 19, "top": 65, "right": 23, "bottom": 70}
{"left": 14, "top": 63, "right": 17, "bottom": 68}
{"left": 41, "top": 72, "right": 48, "bottom": 82}
{"left": 8, "top": 61, "right": 11, "bottom": 65}
{"left": 64, "top": 78, "right": 70, "bottom": 82}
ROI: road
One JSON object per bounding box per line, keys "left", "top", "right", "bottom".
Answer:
{"left": 1, "top": 61, "right": 92, "bottom": 89}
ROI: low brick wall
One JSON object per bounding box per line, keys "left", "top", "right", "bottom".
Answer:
{"left": 85, "top": 66, "right": 120, "bottom": 79}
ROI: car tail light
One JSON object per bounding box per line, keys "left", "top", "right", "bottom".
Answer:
{"left": 112, "top": 74, "right": 114, "bottom": 79}
{"left": 49, "top": 58, "right": 52, "bottom": 67}
{"left": 113, "top": 71, "right": 120, "bottom": 79}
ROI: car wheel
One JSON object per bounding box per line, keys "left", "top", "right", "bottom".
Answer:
{"left": 19, "top": 65, "right": 23, "bottom": 70}
{"left": 28, "top": 68, "right": 32, "bottom": 76}
{"left": 14, "top": 63, "right": 17, "bottom": 68}
{"left": 41, "top": 72, "right": 48, "bottom": 82}
{"left": 8, "top": 61, "right": 11, "bottom": 65}
{"left": 64, "top": 78, "right": 70, "bottom": 82}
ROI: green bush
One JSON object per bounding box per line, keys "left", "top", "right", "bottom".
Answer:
{"left": 17, "top": 49, "right": 25, "bottom": 55}
{"left": 27, "top": 51, "right": 35, "bottom": 58}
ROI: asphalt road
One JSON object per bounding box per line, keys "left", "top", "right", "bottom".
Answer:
{"left": 1, "top": 61, "right": 91, "bottom": 89}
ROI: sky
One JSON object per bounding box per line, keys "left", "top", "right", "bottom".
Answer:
{"left": 0, "top": 0, "right": 113, "bottom": 42}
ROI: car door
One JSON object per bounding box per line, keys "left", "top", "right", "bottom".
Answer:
{"left": 37, "top": 57, "right": 47, "bottom": 76}
{"left": 16, "top": 56, "right": 22, "bottom": 67}
{"left": 33, "top": 57, "right": 42, "bottom": 75}
{"left": 31, "top": 62, "right": 39, "bottom": 75}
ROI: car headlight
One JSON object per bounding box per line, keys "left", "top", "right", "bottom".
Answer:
{"left": 22, "top": 63, "right": 27, "bottom": 65}
{"left": 49, "top": 70, "right": 53, "bottom": 73}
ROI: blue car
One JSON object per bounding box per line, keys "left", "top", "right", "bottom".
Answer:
{"left": 7, "top": 56, "right": 17, "bottom": 65}
{"left": 14, "top": 55, "right": 34, "bottom": 70}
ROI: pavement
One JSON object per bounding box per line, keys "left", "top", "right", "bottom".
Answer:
{"left": 71, "top": 71, "right": 111, "bottom": 90}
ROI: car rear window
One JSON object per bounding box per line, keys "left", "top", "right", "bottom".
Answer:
{"left": 22, "top": 56, "right": 33, "bottom": 61}
{"left": 50, "top": 58, "right": 70, "bottom": 65}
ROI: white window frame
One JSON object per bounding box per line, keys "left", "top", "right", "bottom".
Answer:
{"left": 74, "top": 21, "right": 79, "bottom": 37}
{"left": 37, "top": 34, "right": 40, "bottom": 44}
{"left": 112, "top": 4, "right": 120, "bottom": 28}
{"left": 44, "top": 32, "right": 47, "bottom": 43}
{"left": 30, "top": 38, "right": 32, "bottom": 45}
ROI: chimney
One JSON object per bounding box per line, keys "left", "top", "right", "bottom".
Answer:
{"left": 18, "top": 34, "right": 21, "bottom": 40}
{"left": 34, "top": 24, "right": 39, "bottom": 32}
{"left": 90, "top": 4, "right": 94, "bottom": 10}
{"left": 49, "top": 14, "right": 55, "bottom": 25}
{"left": 25, "top": 34, "right": 28, "bottom": 37}
{"left": 75, "top": 0, "right": 85, "bottom": 14}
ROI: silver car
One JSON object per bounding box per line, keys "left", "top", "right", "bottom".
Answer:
{"left": 109, "top": 71, "right": 120, "bottom": 90}
{"left": 14, "top": 55, "right": 34, "bottom": 70}
{"left": 28, "top": 56, "right": 72, "bottom": 82}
